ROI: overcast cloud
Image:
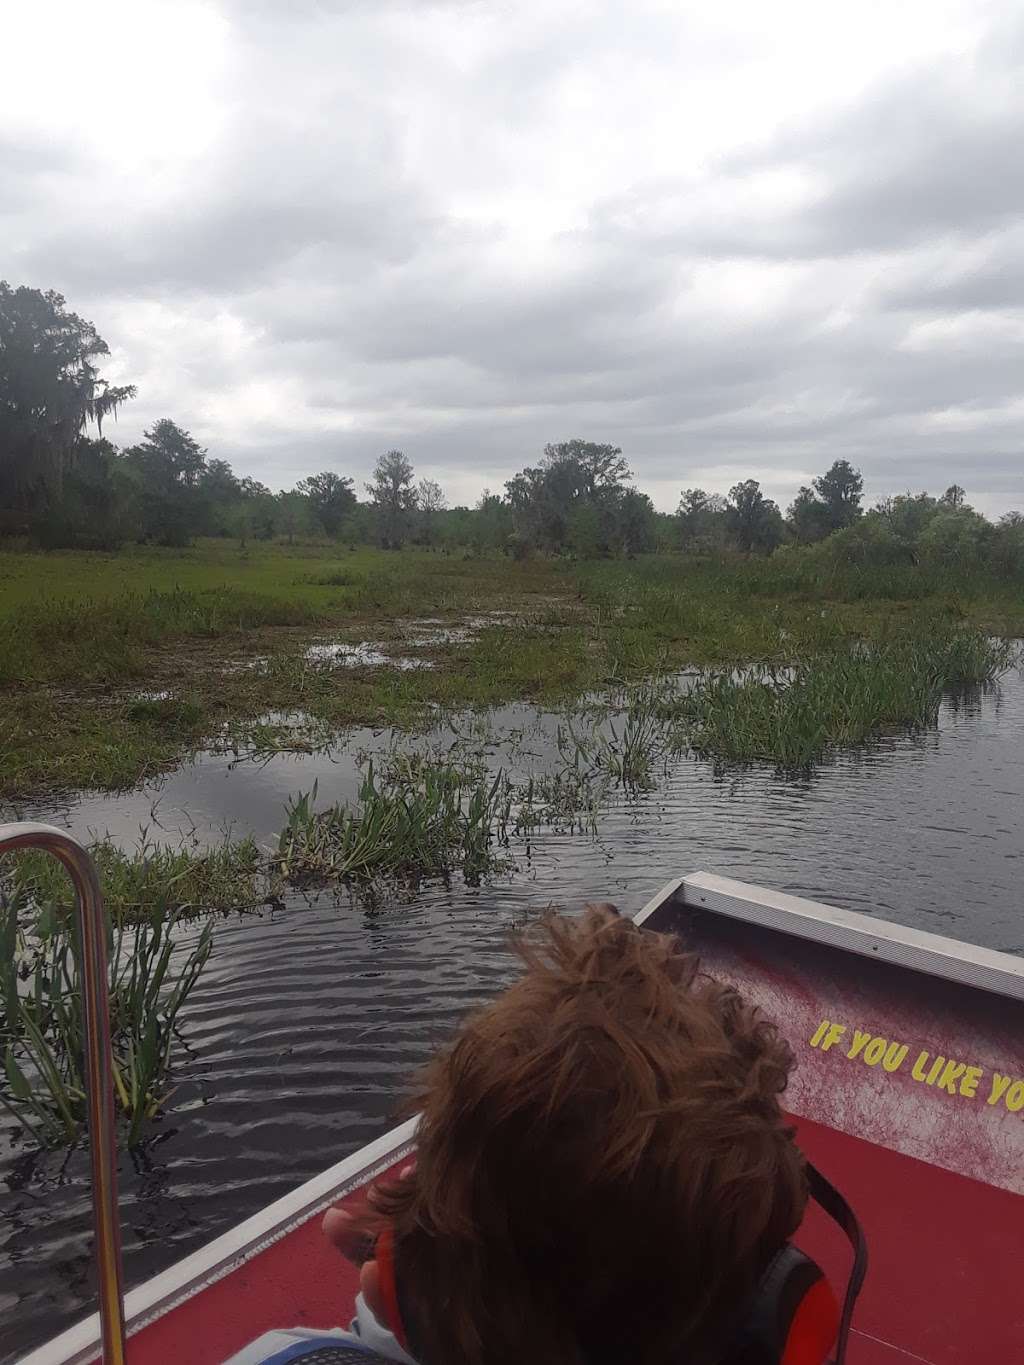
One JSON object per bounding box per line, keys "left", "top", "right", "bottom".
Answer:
{"left": 3, "top": 0, "right": 1023, "bottom": 513}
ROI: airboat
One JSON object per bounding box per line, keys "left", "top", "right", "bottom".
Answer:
{"left": 7, "top": 822, "right": 1023, "bottom": 1364}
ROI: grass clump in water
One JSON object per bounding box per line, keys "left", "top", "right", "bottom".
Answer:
{"left": 276, "top": 763, "right": 513, "bottom": 886}
{"left": 676, "top": 629, "right": 1018, "bottom": 769}
{"left": 556, "top": 684, "right": 674, "bottom": 792}
{"left": 1, "top": 880, "right": 212, "bottom": 1147}
{"left": 8, "top": 834, "right": 270, "bottom": 923}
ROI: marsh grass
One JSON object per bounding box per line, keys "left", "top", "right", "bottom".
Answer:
{"left": 3, "top": 543, "right": 1023, "bottom": 798}
{"left": 1, "top": 884, "right": 212, "bottom": 1147}
{"left": 675, "top": 630, "right": 1018, "bottom": 768}
{"left": 276, "top": 763, "right": 514, "bottom": 886}
{"left": 0, "top": 587, "right": 321, "bottom": 687}
{"left": 8, "top": 834, "right": 270, "bottom": 922}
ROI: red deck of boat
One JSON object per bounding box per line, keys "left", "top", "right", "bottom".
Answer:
{"left": 61, "top": 885, "right": 1024, "bottom": 1365}
{"left": 118, "top": 1111, "right": 1023, "bottom": 1364}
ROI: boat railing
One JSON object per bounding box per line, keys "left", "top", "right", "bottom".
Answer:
{"left": 1, "top": 822, "right": 126, "bottom": 1364}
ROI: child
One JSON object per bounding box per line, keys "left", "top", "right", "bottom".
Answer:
{"left": 231, "top": 903, "right": 807, "bottom": 1364}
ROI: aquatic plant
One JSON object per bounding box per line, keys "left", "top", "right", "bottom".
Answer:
{"left": 674, "top": 629, "right": 1018, "bottom": 769}
{"left": 513, "top": 768, "right": 604, "bottom": 835}
{"left": 557, "top": 685, "right": 670, "bottom": 791}
{"left": 276, "top": 762, "right": 514, "bottom": 886}
{"left": 0, "top": 884, "right": 212, "bottom": 1147}
{"left": 9, "top": 832, "right": 270, "bottom": 923}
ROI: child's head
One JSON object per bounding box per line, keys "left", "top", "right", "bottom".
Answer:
{"left": 363, "top": 905, "right": 806, "bottom": 1365}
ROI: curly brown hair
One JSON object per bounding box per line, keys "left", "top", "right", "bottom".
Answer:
{"left": 367, "top": 905, "right": 807, "bottom": 1365}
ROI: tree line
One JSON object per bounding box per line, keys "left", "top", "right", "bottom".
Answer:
{"left": 2, "top": 280, "right": 1021, "bottom": 572}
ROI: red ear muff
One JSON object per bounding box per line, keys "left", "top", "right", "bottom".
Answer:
{"left": 373, "top": 1224, "right": 410, "bottom": 1353}
{"left": 723, "top": 1244, "right": 837, "bottom": 1364}
{"left": 780, "top": 1274, "right": 840, "bottom": 1365}
{"left": 719, "top": 1162, "right": 866, "bottom": 1365}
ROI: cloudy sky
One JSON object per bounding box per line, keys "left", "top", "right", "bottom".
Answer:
{"left": 3, "top": 0, "right": 1023, "bottom": 514}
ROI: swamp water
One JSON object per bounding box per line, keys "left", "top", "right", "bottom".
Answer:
{"left": 3, "top": 668, "right": 1024, "bottom": 1361}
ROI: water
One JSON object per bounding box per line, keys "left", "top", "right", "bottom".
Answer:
{"left": 3, "top": 672, "right": 1024, "bottom": 1361}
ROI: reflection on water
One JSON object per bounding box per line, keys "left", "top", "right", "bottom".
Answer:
{"left": 304, "top": 641, "right": 433, "bottom": 669}
{"left": 2, "top": 671, "right": 1023, "bottom": 1360}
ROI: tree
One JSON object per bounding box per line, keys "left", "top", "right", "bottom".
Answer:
{"left": 786, "top": 486, "right": 832, "bottom": 544}
{"left": 615, "top": 488, "right": 656, "bottom": 557}
{"left": 28, "top": 436, "right": 137, "bottom": 550}
{"left": 940, "top": 484, "right": 967, "bottom": 510}
{"left": 201, "top": 458, "right": 241, "bottom": 535}
{"left": 296, "top": 471, "right": 356, "bottom": 538}
{"left": 124, "top": 420, "right": 209, "bottom": 546}
{"left": 874, "top": 492, "right": 940, "bottom": 548}
{"left": 812, "top": 459, "right": 863, "bottom": 532}
{"left": 276, "top": 489, "right": 313, "bottom": 545}
{"left": 918, "top": 508, "right": 992, "bottom": 570}
{"left": 133, "top": 419, "right": 207, "bottom": 485}
{"left": 238, "top": 477, "right": 277, "bottom": 541}
{"left": 541, "top": 439, "right": 630, "bottom": 495}
{"left": 993, "top": 513, "right": 1024, "bottom": 576}
{"left": 416, "top": 478, "right": 447, "bottom": 545}
{"left": 0, "top": 281, "right": 135, "bottom": 507}
{"left": 473, "top": 491, "right": 514, "bottom": 553}
{"left": 366, "top": 450, "right": 417, "bottom": 548}
{"left": 506, "top": 439, "right": 635, "bottom": 555}
{"left": 676, "top": 488, "right": 728, "bottom": 552}
{"left": 726, "top": 480, "right": 784, "bottom": 553}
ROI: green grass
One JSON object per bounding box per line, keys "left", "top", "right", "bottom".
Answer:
{"left": 1, "top": 879, "right": 212, "bottom": 1147}
{"left": 7, "top": 836, "right": 270, "bottom": 922}
{"left": 672, "top": 629, "right": 1018, "bottom": 769}
{"left": 0, "top": 588, "right": 321, "bottom": 687}
{"left": 2, "top": 541, "right": 1023, "bottom": 798}
{"left": 276, "top": 763, "right": 513, "bottom": 886}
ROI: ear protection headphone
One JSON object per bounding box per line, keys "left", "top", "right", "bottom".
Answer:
{"left": 374, "top": 1161, "right": 867, "bottom": 1365}
{"left": 719, "top": 1163, "right": 868, "bottom": 1365}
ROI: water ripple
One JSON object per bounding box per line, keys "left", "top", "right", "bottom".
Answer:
{"left": 3, "top": 676, "right": 1024, "bottom": 1359}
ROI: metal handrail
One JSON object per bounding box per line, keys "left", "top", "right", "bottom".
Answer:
{"left": 1, "top": 822, "right": 126, "bottom": 1364}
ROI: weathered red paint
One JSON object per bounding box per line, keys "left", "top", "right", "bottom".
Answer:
{"left": 84, "top": 901, "right": 1024, "bottom": 1364}
{"left": 659, "top": 903, "right": 1024, "bottom": 1194}
{"left": 114, "top": 1113, "right": 1024, "bottom": 1365}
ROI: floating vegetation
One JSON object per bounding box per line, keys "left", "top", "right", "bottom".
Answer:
{"left": 1, "top": 883, "right": 212, "bottom": 1147}
{"left": 556, "top": 684, "right": 674, "bottom": 791}
{"left": 275, "top": 763, "right": 514, "bottom": 885}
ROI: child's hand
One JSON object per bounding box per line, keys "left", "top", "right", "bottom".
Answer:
{"left": 322, "top": 1161, "right": 416, "bottom": 1263}
{"left": 322, "top": 1205, "right": 371, "bottom": 1265}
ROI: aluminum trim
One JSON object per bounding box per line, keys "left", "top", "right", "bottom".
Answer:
{"left": 632, "top": 875, "right": 688, "bottom": 927}
{"left": 677, "top": 872, "right": 1024, "bottom": 1001}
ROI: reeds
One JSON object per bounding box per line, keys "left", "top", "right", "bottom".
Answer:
{"left": 1, "top": 884, "right": 212, "bottom": 1147}
{"left": 10, "top": 833, "right": 268, "bottom": 922}
{"left": 676, "top": 630, "right": 1018, "bottom": 768}
{"left": 275, "top": 761, "right": 514, "bottom": 886}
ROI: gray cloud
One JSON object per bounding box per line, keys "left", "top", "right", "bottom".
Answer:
{"left": 2, "top": 0, "right": 1023, "bottom": 515}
